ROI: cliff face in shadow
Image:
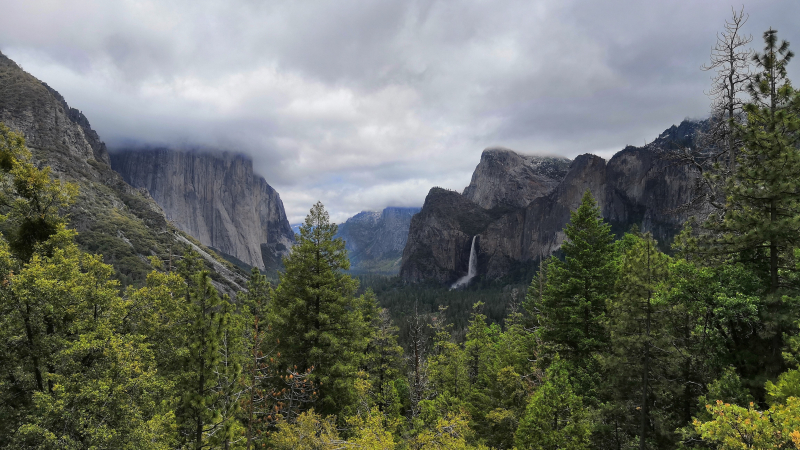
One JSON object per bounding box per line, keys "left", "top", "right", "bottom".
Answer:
{"left": 335, "top": 206, "right": 420, "bottom": 274}
{"left": 401, "top": 121, "right": 702, "bottom": 285}
{"left": 110, "top": 149, "right": 294, "bottom": 272}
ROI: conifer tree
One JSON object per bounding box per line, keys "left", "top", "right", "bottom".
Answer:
{"left": 268, "top": 201, "right": 372, "bottom": 417}
{"left": 514, "top": 356, "right": 591, "bottom": 450}
{"left": 175, "top": 254, "right": 242, "bottom": 449}
{"left": 706, "top": 29, "right": 800, "bottom": 293}
{"left": 605, "top": 233, "right": 671, "bottom": 449}
{"left": 364, "top": 307, "right": 404, "bottom": 419}
{"left": 527, "top": 191, "right": 616, "bottom": 396}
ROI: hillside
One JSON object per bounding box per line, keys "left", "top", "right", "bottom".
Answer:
{"left": 401, "top": 121, "right": 703, "bottom": 285}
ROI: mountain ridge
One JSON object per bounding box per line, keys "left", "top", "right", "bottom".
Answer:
{"left": 401, "top": 121, "right": 703, "bottom": 285}
{"left": 335, "top": 206, "right": 420, "bottom": 274}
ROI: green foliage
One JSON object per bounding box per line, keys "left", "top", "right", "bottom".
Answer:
{"left": 702, "top": 29, "right": 800, "bottom": 294}
{"left": 527, "top": 191, "right": 616, "bottom": 400}
{"left": 514, "top": 356, "right": 591, "bottom": 450}
{"left": 174, "top": 252, "right": 243, "bottom": 449}
{"left": 0, "top": 123, "right": 77, "bottom": 262}
{"left": 693, "top": 373, "right": 800, "bottom": 450}
{"left": 604, "top": 232, "right": 672, "bottom": 447}
{"left": 269, "top": 201, "right": 373, "bottom": 417}
{"left": 529, "top": 191, "right": 615, "bottom": 362}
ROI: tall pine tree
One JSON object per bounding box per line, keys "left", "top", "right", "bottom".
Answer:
{"left": 527, "top": 190, "right": 616, "bottom": 397}
{"left": 706, "top": 29, "right": 800, "bottom": 293}
{"left": 268, "top": 201, "right": 373, "bottom": 417}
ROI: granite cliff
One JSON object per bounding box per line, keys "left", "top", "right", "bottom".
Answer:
{"left": 462, "top": 148, "right": 570, "bottom": 209}
{"left": 335, "top": 206, "right": 420, "bottom": 274}
{"left": 110, "top": 149, "right": 294, "bottom": 273}
{"left": 401, "top": 120, "right": 702, "bottom": 285}
{"left": 0, "top": 50, "right": 247, "bottom": 292}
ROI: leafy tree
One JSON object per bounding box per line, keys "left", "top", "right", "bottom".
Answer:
{"left": 268, "top": 201, "right": 373, "bottom": 417}
{"left": 0, "top": 235, "right": 173, "bottom": 448}
{"left": 693, "top": 395, "right": 800, "bottom": 448}
{"left": 514, "top": 356, "right": 591, "bottom": 450}
{"left": 659, "top": 260, "right": 762, "bottom": 428}
{"left": 0, "top": 123, "right": 77, "bottom": 262}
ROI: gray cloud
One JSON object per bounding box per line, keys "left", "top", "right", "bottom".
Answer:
{"left": 1, "top": 0, "right": 799, "bottom": 223}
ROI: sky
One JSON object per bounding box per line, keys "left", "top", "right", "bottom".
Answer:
{"left": 1, "top": 1, "right": 799, "bottom": 224}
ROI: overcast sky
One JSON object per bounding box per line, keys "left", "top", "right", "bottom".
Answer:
{"left": 2, "top": 0, "right": 799, "bottom": 223}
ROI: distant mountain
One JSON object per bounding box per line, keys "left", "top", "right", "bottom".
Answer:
{"left": 0, "top": 50, "right": 247, "bottom": 292}
{"left": 401, "top": 120, "right": 704, "bottom": 285}
{"left": 110, "top": 149, "right": 295, "bottom": 275}
{"left": 335, "top": 207, "right": 420, "bottom": 274}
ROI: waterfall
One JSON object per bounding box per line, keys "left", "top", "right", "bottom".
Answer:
{"left": 451, "top": 236, "right": 477, "bottom": 289}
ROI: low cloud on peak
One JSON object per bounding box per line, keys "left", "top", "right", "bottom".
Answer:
{"left": 2, "top": 0, "right": 798, "bottom": 223}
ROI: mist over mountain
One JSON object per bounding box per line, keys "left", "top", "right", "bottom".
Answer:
{"left": 0, "top": 50, "right": 248, "bottom": 292}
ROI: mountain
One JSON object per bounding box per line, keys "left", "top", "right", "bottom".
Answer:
{"left": 462, "top": 148, "right": 570, "bottom": 209}
{"left": 0, "top": 50, "right": 247, "bottom": 292}
{"left": 335, "top": 206, "right": 420, "bottom": 274}
{"left": 401, "top": 120, "right": 703, "bottom": 285}
{"left": 110, "top": 149, "right": 295, "bottom": 274}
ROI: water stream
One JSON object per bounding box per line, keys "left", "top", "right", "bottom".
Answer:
{"left": 450, "top": 236, "right": 477, "bottom": 289}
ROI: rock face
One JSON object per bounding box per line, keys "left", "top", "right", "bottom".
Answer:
{"left": 336, "top": 207, "right": 420, "bottom": 274}
{"left": 463, "top": 148, "right": 570, "bottom": 209}
{"left": 0, "top": 50, "right": 248, "bottom": 292}
{"left": 110, "top": 149, "right": 295, "bottom": 272}
{"left": 401, "top": 123, "right": 702, "bottom": 285}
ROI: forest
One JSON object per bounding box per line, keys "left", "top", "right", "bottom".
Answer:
{"left": 2, "top": 12, "right": 800, "bottom": 450}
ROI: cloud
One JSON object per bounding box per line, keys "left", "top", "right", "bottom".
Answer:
{"left": 1, "top": 0, "right": 799, "bottom": 222}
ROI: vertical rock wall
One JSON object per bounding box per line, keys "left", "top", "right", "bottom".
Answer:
{"left": 110, "top": 149, "right": 294, "bottom": 271}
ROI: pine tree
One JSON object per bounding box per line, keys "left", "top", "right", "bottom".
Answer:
{"left": 527, "top": 191, "right": 616, "bottom": 396}
{"left": 706, "top": 29, "right": 800, "bottom": 293}
{"left": 514, "top": 356, "right": 591, "bottom": 450}
{"left": 268, "top": 201, "right": 372, "bottom": 417}
{"left": 363, "top": 306, "right": 404, "bottom": 420}
{"left": 175, "top": 253, "right": 242, "bottom": 449}
{"left": 605, "top": 233, "right": 671, "bottom": 450}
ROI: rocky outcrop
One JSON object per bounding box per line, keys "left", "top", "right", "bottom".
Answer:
{"left": 110, "top": 149, "right": 295, "bottom": 272}
{"left": 336, "top": 207, "right": 420, "bottom": 274}
{"left": 401, "top": 188, "right": 499, "bottom": 283}
{"left": 463, "top": 148, "right": 570, "bottom": 209}
{"left": 0, "top": 50, "right": 248, "bottom": 293}
{"left": 401, "top": 122, "right": 702, "bottom": 285}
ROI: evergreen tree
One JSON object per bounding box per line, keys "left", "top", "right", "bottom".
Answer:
{"left": 268, "top": 201, "right": 372, "bottom": 416}
{"left": 705, "top": 29, "right": 800, "bottom": 293}
{"left": 364, "top": 307, "right": 404, "bottom": 421}
{"left": 514, "top": 356, "right": 591, "bottom": 450}
{"left": 605, "top": 233, "right": 671, "bottom": 449}
{"left": 175, "top": 253, "right": 243, "bottom": 449}
{"left": 527, "top": 191, "right": 616, "bottom": 396}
